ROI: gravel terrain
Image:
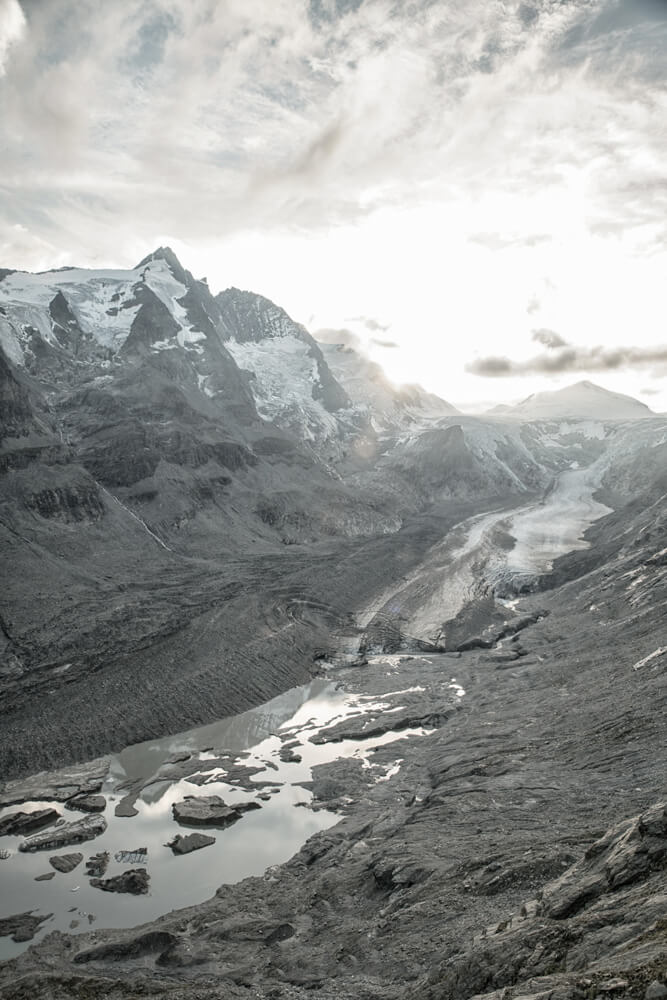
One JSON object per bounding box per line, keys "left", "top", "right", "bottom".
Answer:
{"left": 0, "top": 470, "right": 665, "bottom": 999}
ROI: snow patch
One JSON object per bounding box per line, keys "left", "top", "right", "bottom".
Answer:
{"left": 226, "top": 334, "right": 341, "bottom": 442}
{"left": 631, "top": 647, "right": 667, "bottom": 672}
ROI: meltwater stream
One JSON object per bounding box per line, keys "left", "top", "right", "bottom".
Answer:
{"left": 0, "top": 678, "right": 428, "bottom": 960}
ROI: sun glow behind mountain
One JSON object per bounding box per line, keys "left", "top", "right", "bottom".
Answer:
{"left": 1, "top": 0, "right": 666, "bottom": 410}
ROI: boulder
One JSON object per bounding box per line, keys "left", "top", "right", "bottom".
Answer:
{"left": 86, "top": 851, "right": 109, "bottom": 877}
{"left": 49, "top": 852, "right": 84, "bottom": 873}
{"left": 172, "top": 795, "right": 261, "bottom": 828}
{"left": 0, "top": 808, "right": 61, "bottom": 837}
{"left": 65, "top": 794, "right": 106, "bottom": 813}
{"left": 167, "top": 833, "right": 216, "bottom": 855}
{"left": 90, "top": 868, "right": 150, "bottom": 895}
{"left": 19, "top": 815, "right": 106, "bottom": 853}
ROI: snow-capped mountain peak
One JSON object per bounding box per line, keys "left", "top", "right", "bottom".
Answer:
{"left": 504, "top": 380, "right": 653, "bottom": 422}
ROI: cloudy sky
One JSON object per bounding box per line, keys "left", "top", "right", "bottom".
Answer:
{"left": 1, "top": 0, "right": 666, "bottom": 410}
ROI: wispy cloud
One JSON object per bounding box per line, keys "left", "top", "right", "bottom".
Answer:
{"left": 467, "top": 343, "right": 667, "bottom": 378}
{"left": 370, "top": 337, "right": 398, "bottom": 349}
{"left": 347, "top": 315, "right": 389, "bottom": 332}
{"left": 531, "top": 328, "right": 568, "bottom": 349}
{"left": 313, "top": 326, "right": 362, "bottom": 349}
{"left": 3, "top": 0, "right": 665, "bottom": 264}
{"left": 0, "top": 0, "right": 25, "bottom": 76}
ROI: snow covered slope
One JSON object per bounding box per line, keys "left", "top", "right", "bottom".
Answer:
{"left": 319, "top": 341, "right": 459, "bottom": 433}
{"left": 0, "top": 249, "right": 261, "bottom": 421}
{"left": 216, "top": 288, "right": 365, "bottom": 453}
{"left": 505, "top": 381, "right": 653, "bottom": 422}
{"left": 0, "top": 250, "right": 213, "bottom": 361}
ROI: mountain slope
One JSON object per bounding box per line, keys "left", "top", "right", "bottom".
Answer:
{"left": 216, "top": 288, "right": 366, "bottom": 457}
{"left": 2, "top": 450, "right": 665, "bottom": 999}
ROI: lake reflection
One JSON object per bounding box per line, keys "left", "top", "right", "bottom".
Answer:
{"left": 0, "top": 677, "right": 413, "bottom": 961}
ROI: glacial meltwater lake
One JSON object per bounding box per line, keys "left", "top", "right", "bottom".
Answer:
{"left": 0, "top": 678, "right": 427, "bottom": 960}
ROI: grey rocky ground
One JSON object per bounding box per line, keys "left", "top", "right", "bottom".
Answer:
{"left": 0, "top": 481, "right": 664, "bottom": 999}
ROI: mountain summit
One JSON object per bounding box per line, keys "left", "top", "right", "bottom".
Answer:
{"left": 504, "top": 380, "right": 652, "bottom": 421}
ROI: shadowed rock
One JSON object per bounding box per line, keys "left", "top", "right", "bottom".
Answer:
{"left": 0, "top": 808, "right": 61, "bottom": 837}
{"left": 65, "top": 794, "right": 106, "bottom": 813}
{"left": 85, "top": 851, "right": 109, "bottom": 877}
{"left": 0, "top": 759, "right": 109, "bottom": 808}
{"left": 49, "top": 852, "right": 83, "bottom": 873}
{"left": 0, "top": 912, "right": 53, "bottom": 942}
{"left": 90, "top": 868, "right": 150, "bottom": 895}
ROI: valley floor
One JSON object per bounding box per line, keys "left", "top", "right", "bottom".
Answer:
{"left": 0, "top": 490, "right": 533, "bottom": 781}
{"left": 0, "top": 484, "right": 665, "bottom": 999}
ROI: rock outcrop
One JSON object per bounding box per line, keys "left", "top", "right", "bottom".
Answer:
{"left": 172, "top": 795, "right": 261, "bottom": 828}
{"left": 90, "top": 868, "right": 150, "bottom": 895}
{"left": 0, "top": 809, "right": 61, "bottom": 837}
{"left": 18, "top": 815, "right": 106, "bottom": 853}
{"left": 167, "top": 833, "right": 216, "bottom": 855}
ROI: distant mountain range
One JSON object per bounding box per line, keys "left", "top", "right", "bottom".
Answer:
{"left": 490, "top": 380, "right": 653, "bottom": 422}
